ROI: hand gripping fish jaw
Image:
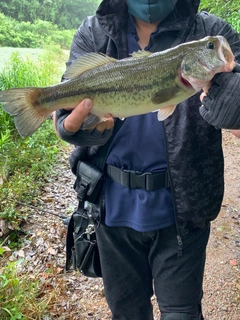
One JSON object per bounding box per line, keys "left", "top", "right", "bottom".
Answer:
{"left": 180, "top": 36, "right": 236, "bottom": 92}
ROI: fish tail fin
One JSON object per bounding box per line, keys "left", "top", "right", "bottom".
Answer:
{"left": 0, "top": 87, "right": 50, "bottom": 138}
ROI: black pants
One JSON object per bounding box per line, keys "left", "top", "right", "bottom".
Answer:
{"left": 95, "top": 223, "right": 210, "bottom": 320}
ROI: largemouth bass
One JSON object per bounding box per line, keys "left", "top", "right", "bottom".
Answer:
{"left": 0, "top": 35, "right": 236, "bottom": 138}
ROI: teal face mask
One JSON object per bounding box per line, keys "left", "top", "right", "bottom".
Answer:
{"left": 128, "top": 0, "right": 176, "bottom": 23}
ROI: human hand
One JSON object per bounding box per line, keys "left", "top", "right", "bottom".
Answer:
{"left": 200, "top": 83, "right": 211, "bottom": 102}
{"left": 63, "top": 99, "right": 114, "bottom": 132}
{"left": 199, "top": 63, "right": 240, "bottom": 129}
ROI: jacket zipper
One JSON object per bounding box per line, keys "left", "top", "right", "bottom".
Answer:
{"left": 162, "top": 122, "right": 183, "bottom": 257}
{"left": 101, "top": 18, "right": 183, "bottom": 255}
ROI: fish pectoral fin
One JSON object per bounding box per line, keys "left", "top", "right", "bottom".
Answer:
{"left": 81, "top": 113, "right": 102, "bottom": 130}
{"left": 157, "top": 105, "right": 177, "bottom": 121}
{"left": 131, "top": 50, "right": 152, "bottom": 59}
{"left": 64, "top": 53, "right": 117, "bottom": 79}
{"left": 151, "top": 87, "right": 180, "bottom": 104}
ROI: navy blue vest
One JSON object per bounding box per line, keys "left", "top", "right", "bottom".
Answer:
{"left": 104, "top": 16, "right": 175, "bottom": 231}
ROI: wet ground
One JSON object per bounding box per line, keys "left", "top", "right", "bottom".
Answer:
{"left": 3, "top": 130, "right": 240, "bottom": 319}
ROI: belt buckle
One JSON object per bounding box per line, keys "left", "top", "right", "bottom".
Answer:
{"left": 123, "top": 169, "right": 146, "bottom": 189}
{"left": 144, "top": 172, "right": 154, "bottom": 190}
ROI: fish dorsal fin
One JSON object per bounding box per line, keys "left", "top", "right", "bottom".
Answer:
{"left": 64, "top": 53, "right": 117, "bottom": 79}
{"left": 131, "top": 50, "right": 152, "bottom": 58}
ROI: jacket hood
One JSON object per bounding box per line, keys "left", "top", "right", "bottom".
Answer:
{"left": 96, "top": 0, "right": 201, "bottom": 31}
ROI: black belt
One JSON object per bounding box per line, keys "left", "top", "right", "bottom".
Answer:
{"left": 106, "top": 165, "right": 170, "bottom": 191}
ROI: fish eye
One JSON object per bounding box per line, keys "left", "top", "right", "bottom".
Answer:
{"left": 183, "top": 64, "right": 191, "bottom": 72}
{"left": 206, "top": 42, "right": 215, "bottom": 50}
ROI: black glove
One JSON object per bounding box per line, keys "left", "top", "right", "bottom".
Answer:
{"left": 199, "top": 63, "right": 240, "bottom": 129}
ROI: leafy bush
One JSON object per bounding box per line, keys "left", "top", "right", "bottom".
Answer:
{"left": 226, "top": 11, "right": 240, "bottom": 33}
{"left": 0, "top": 260, "right": 60, "bottom": 319}
{"left": 0, "top": 49, "right": 67, "bottom": 225}
{"left": 199, "top": 0, "right": 240, "bottom": 33}
{"left": 0, "top": 0, "right": 101, "bottom": 30}
{"left": 0, "top": 13, "right": 74, "bottom": 49}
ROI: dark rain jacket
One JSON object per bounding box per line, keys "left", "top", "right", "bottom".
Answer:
{"left": 55, "top": 0, "right": 240, "bottom": 235}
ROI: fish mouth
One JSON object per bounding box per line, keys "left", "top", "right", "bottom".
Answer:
{"left": 179, "top": 60, "right": 215, "bottom": 90}
{"left": 180, "top": 75, "right": 192, "bottom": 88}
{"left": 217, "top": 35, "right": 236, "bottom": 71}
{"left": 180, "top": 60, "right": 218, "bottom": 92}
{"left": 197, "top": 58, "right": 217, "bottom": 77}
{"left": 198, "top": 56, "right": 236, "bottom": 77}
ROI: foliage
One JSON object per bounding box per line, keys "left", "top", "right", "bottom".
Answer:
{"left": 1, "top": 0, "right": 239, "bottom": 31}
{"left": 0, "top": 0, "right": 101, "bottom": 30}
{"left": 199, "top": 0, "right": 240, "bottom": 18}
{"left": 0, "top": 260, "right": 61, "bottom": 319}
{"left": 226, "top": 11, "right": 240, "bottom": 33}
{"left": 0, "top": 49, "right": 67, "bottom": 227}
{"left": 1, "top": 1, "right": 239, "bottom": 48}
{"left": 0, "top": 49, "right": 69, "bottom": 319}
{"left": 199, "top": 0, "right": 240, "bottom": 33}
{"left": 0, "top": 13, "right": 74, "bottom": 49}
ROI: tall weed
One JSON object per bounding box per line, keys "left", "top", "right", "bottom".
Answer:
{"left": 0, "top": 48, "right": 67, "bottom": 224}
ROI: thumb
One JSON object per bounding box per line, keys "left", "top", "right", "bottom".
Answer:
{"left": 199, "top": 91, "right": 206, "bottom": 102}
{"left": 83, "top": 98, "right": 93, "bottom": 111}
{"left": 64, "top": 98, "right": 93, "bottom": 132}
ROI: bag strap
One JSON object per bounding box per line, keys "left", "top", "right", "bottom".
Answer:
{"left": 92, "top": 118, "right": 124, "bottom": 171}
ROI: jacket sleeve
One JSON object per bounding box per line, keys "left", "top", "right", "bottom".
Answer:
{"left": 65, "top": 17, "right": 96, "bottom": 69}
{"left": 198, "top": 13, "right": 240, "bottom": 129}
{"left": 55, "top": 17, "right": 113, "bottom": 146}
{"left": 199, "top": 63, "right": 240, "bottom": 129}
{"left": 55, "top": 109, "right": 113, "bottom": 146}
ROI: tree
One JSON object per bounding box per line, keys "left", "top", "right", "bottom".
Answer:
{"left": 0, "top": 0, "right": 101, "bottom": 29}
{"left": 199, "top": 0, "right": 240, "bottom": 32}
{"left": 199, "top": 0, "right": 240, "bottom": 20}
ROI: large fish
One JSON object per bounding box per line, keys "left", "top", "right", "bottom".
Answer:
{"left": 0, "top": 36, "right": 236, "bottom": 138}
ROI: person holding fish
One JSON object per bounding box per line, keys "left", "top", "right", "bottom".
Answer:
{"left": 52, "top": 0, "right": 240, "bottom": 320}
{"left": 34, "top": 0, "right": 240, "bottom": 319}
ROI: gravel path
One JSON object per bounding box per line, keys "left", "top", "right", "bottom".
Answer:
{"left": 16, "top": 130, "right": 240, "bottom": 319}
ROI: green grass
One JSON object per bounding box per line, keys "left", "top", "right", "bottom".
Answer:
{"left": 0, "top": 261, "right": 62, "bottom": 319}
{"left": 0, "top": 46, "right": 68, "bottom": 81}
{"left": 0, "top": 46, "right": 68, "bottom": 228}
{"left": 0, "top": 47, "right": 44, "bottom": 72}
{"left": 0, "top": 47, "right": 70, "bottom": 319}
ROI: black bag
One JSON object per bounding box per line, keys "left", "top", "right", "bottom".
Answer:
{"left": 65, "top": 204, "right": 102, "bottom": 277}
{"left": 74, "top": 161, "right": 104, "bottom": 204}
{"left": 65, "top": 162, "right": 104, "bottom": 277}
{"left": 66, "top": 119, "right": 124, "bottom": 277}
